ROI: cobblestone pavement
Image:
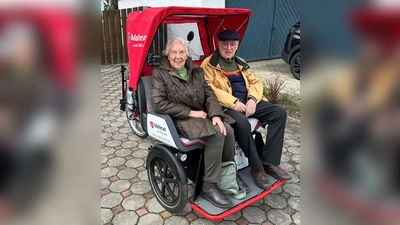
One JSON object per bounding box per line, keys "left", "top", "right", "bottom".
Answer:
{"left": 101, "top": 61, "right": 300, "bottom": 225}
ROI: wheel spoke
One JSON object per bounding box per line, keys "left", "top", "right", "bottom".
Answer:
{"left": 153, "top": 175, "right": 162, "bottom": 181}
{"left": 164, "top": 183, "right": 178, "bottom": 201}
{"left": 154, "top": 159, "right": 164, "bottom": 177}
{"left": 164, "top": 178, "right": 178, "bottom": 184}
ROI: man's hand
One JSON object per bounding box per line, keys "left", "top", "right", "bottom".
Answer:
{"left": 188, "top": 110, "right": 207, "bottom": 119}
{"left": 245, "top": 99, "right": 257, "bottom": 117}
{"left": 233, "top": 101, "right": 246, "bottom": 113}
{"left": 212, "top": 116, "right": 226, "bottom": 136}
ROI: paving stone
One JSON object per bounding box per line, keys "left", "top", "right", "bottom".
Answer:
{"left": 107, "top": 157, "right": 126, "bottom": 167}
{"left": 164, "top": 216, "right": 189, "bottom": 225}
{"left": 116, "top": 116, "right": 127, "bottom": 122}
{"left": 296, "top": 164, "right": 300, "bottom": 171}
{"left": 113, "top": 210, "right": 138, "bottom": 225}
{"left": 137, "top": 142, "right": 152, "bottom": 150}
{"left": 101, "top": 193, "right": 123, "bottom": 208}
{"left": 126, "top": 158, "right": 144, "bottom": 168}
{"left": 223, "top": 211, "right": 241, "bottom": 221}
{"left": 219, "top": 221, "right": 237, "bottom": 225}
{"left": 137, "top": 170, "right": 149, "bottom": 181}
{"left": 272, "top": 186, "right": 283, "bottom": 194}
{"left": 284, "top": 133, "right": 296, "bottom": 140}
{"left": 128, "top": 134, "right": 143, "bottom": 141}
{"left": 105, "top": 140, "right": 122, "bottom": 148}
{"left": 122, "top": 195, "right": 146, "bottom": 210}
{"left": 113, "top": 133, "right": 129, "bottom": 140}
{"left": 190, "top": 218, "right": 216, "bottom": 225}
{"left": 145, "top": 198, "right": 165, "bottom": 213}
{"left": 280, "top": 153, "right": 290, "bottom": 163}
{"left": 288, "top": 196, "right": 300, "bottom": 211}
{"left": 284, "top": 139, "right": 300, "bottom": 147}
{"left": 242, "top": 206, "right": 267, "bottom": 224}
{"left": 121, "top": 141, "right": 138, "bottom": 149}
{"left": 108, "top": 111, "right": 123, "bottom": 116}
{"left": 115, "top": 149, "right": 133, "bottom": 157}
{"left": 104, "top": 127, "right": 119, "bottom": 133}
{"left": 132, "top": 149, "right": 148, "bottom": 158}
{"left": 118, "top": 168, "right": 138, "bottom": 179}
{"left": 291, "top": 154, "right": 300, "bottom": 164}
{"left": 101, "top": 167, "right": 119, "bottom": 178}
{"left": 101, "top": 178, "right": 111, "bottom": 189}
{"left": 283, "top": 183, "right": 300, "bottom": 197}
{"left": 137, "top": 213, "right": 163, "bottom": 225}
{"left": 101, "top": 132, "right": 112, "bottom": 139}
{"left": 292, "top": 212, "right": 300, "bottom": 224}
{"left": 101, "top": 208, "right": 113, "bottom": 224}
{"left": 103, "top": 116, "right": 117, "bottom": 121}
{"left": 280, "top": 162, "right": 295, "bottom": 172}
{"left": 264, "top": 194, "right": 287, "bottom": 209}
{"left": 101, "top": 147, "right": 116, "bottom": 156}
{"left": 287, "top": 146, "right": 300, "bottom": 154}
{"left": 130, "top": 181, "right": 151, "bottom": 194}
{"left": 111, "top": 121, "right": 125, "bottom": 127}
{"left": 119, "top": 127, "right": 134, "bottom": 134}
{"left": 109, "top": 179, "right": 131, "bottom": 192}
{"left": 287, "top": 173, "right": 300, "bottom": 183}
{"left": 267, "top": 209, "right": 291, "bottom": 225}
{"left": 101, "top": 156, "right": 108, "bottom": 164}
{"left": 252, "top": 199, "right": 264, "bottom": 206}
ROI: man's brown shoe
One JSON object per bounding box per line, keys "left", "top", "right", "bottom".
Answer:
{"left": 263, "top": 163, "right": 291, "bottom": 181}
{"left": 251, "top": 169, "right": 272, "bottom": 190}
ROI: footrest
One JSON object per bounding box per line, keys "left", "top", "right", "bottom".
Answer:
{"left": 192, "top": 167, "right": 284, "bottom": 220}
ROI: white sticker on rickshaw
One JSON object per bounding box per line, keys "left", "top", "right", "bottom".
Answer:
{"left": 234, "top": 142, "right": 249, "bottom": 170}
{"left": 147, "top": 114, "right": 177, "bottom": 148}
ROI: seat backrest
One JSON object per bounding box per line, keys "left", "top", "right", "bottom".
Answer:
{"left": 141, "top": 76, "right": 153, "bottom": 113}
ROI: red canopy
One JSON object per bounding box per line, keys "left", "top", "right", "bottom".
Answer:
{"left": 126, "top": 6, "right": 252, "bottom": 90}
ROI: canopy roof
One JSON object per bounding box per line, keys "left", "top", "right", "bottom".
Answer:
{"left": 126, "top": 6, "right": 252, "bottom": 90}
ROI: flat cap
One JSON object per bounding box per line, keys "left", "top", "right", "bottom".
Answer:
{"left": 218, "top": 29, "right": 240, "bottom": 41}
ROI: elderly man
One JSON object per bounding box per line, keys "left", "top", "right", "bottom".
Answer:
{"left": 201, "top": 30, "right": 291, "bottom": 190}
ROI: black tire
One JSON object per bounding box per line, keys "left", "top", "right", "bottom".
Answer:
{"left": 126, "top": 106, "right": 148, "bottom": 138}
{"left": 125, "top": 84, "right": 148, "bottom": 138}
{"left": 290, "top": 52, "right": 300, "bottom": 80}
{"left": 147, "top": 145, "right": 188, "bottom": 213}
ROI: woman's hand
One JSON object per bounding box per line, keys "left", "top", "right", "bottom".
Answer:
{"left": 188, "top": 110, "right": 207, "bottom": 119}
{"left": 212, "top": 116, "right": 227, "bottom": 136}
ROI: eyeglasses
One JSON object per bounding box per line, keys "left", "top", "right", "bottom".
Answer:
{"left": 220, "top": 42, "right": 238, "bottom": 49}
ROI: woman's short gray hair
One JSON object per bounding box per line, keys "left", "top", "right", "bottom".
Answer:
{"left": 162, "top": 37, "right": 189, "bottom": 56}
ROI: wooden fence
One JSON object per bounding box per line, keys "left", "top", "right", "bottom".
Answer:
{"left": 101, "top": 6, "right": 167, "bottom": 65}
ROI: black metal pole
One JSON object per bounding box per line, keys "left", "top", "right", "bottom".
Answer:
{"left": 120, "top": 65, "right": 127, "bottom": 111}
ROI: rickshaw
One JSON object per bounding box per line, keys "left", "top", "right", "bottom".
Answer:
{"left": 119, "top": 6, "right": 285, "bottom": 220}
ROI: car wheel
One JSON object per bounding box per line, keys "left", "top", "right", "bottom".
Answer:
{"left": 290, "top": 52, "right": 300, "bottom": 80}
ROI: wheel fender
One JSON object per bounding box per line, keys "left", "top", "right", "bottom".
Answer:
{"left": 147, "top": 144, "right": 188, "bottom": 184}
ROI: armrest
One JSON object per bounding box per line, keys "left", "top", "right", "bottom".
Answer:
{"left": 147, "top": 112, "right": 204, "bottom": 152}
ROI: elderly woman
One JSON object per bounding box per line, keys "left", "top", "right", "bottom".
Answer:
{"left": 151, "top": 38, "right": 247, "bottom": 208}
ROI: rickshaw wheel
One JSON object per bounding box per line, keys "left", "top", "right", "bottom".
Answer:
{"left": 147, "top": 145, "right": 188, "bottom": 213}
{"left": 126, "top": 108, "right": 148, "bottom": 138}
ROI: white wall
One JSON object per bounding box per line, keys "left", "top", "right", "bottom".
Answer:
{"left": 118, "top": 0, "right": 224, "bottom": 9}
